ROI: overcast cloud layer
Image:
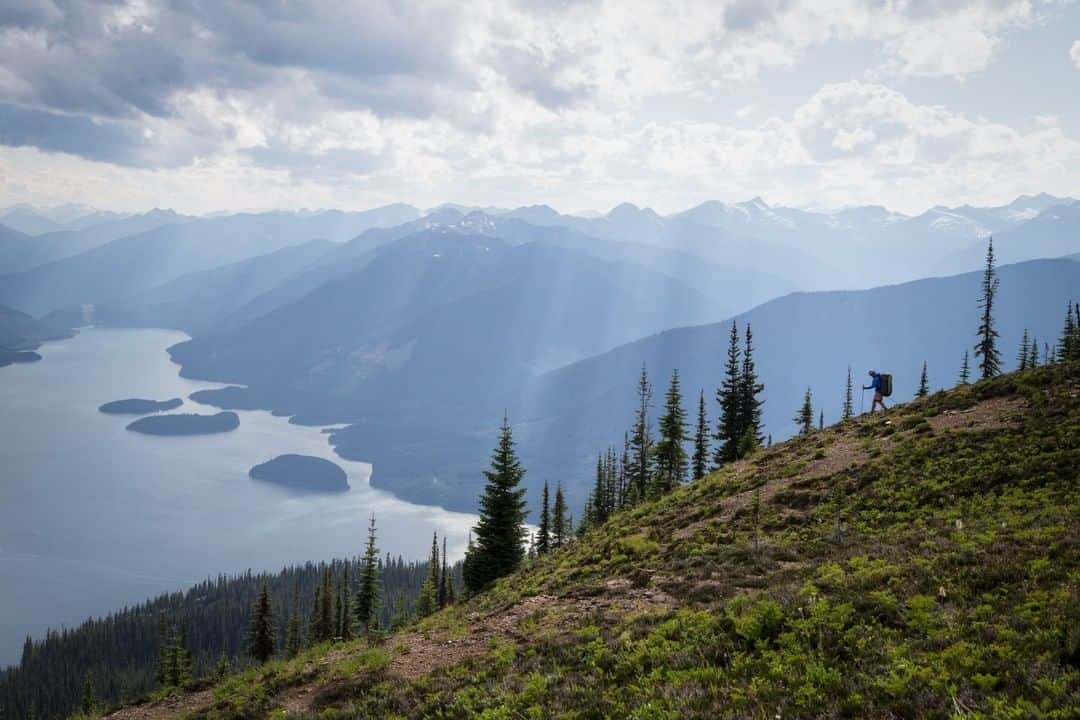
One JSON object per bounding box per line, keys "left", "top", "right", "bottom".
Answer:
{"left": 1, "top": 0, "right": 1078, "bottom": 215}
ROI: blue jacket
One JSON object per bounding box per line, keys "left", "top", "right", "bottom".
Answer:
{"left": 864, "top": 373, "right": 881, "bottom": 391}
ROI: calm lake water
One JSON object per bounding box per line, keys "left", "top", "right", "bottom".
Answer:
{"left": 0, "top": 327, "right": 477, "bottom": 667}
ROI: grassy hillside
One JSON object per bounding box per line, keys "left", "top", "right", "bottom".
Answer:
{"left": 104, "top": 362, "right": 1078, "bottom": 719}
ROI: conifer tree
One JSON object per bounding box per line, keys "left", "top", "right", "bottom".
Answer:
{"left": 917, "top": 361, "right": 929, "bottom": 398}
{"left": 618, "top": 433, "right": 631, "bottom": 506}
{"left": 1059, "top": 301, "right": 1078, "bottom": 361}
{"left": 353, "top": 514, "right": 380, "bottom": 634}
{"left": 79, "top": 673, "right": 96, "bottom": 716}
{"left": 416, "top": 534, "right": 439, "bottom": 617}
{"left": 692, "top": 389, "right": 709, "bottom": 481}
{"left": 1028, "top": 334, "right": 1040, "bottom": 368}
{"left": 1017, "top": 329, "right": 1030, "bottom": 371}
{"left": 464, "top": 416, "right": 528, "bottom": 593}
{"left": 247, "top": 584, "right": 276, "bottom": 664}
{"left": 714, "top": 321, "right": 742, "bottom": 467}
{"left": 627, "top": 364, "right": 654, "bottom": 502}
{"left": 959, "top": 350, "right": 971, "bottom": 385}
{"left": 652, "top": 369, "right": 688, "bottom": 496}
{"left": 842, "top": 366, "right": 854, "bottom": 420}
{"left": 175, "top": 626, "right": 193, "bottom": 687}
{"left": 818, "top": 410, "right": 824, "bottom": 431}
{"left": 974, "top": 237, "right": 1001, "bottom": 379}
{"left": 284, "top": 582, "right": 303, "bottom": 658}
{"left": 308, "top": 574, "right": 325, "bottom": 644}
{"left": 536, "top": 481, "right": 551, "bottom": 555}
{"left": 737, "top": 324, "right": 764, "bottom": 451}
{"left": 794, "top": 387, "right": 813, "bottom": 435}
{"left": 461, "top": 530, "right": 477, "bottom": 595}
{"left": 438, "top": 537, "right": 450, "bottom": 609}
{"left": 320, "top": 567, "right": 334, "bottom": 641}
{"left": 339, "top": 561, "right": 352, "bottom": 641}
{"left": 389, "top": 593, "right": 409, "bottom": 631}
{"left": 153, "top": 611, "right": 169, "bottom": 687}
{"left": 552, "top": 483, "right": 568, "bottom": 549}
{"left": 214, "top": 652, "right": 229, "bottom": 681}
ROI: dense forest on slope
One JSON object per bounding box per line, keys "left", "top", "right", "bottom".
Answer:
{"left": 0, "top": 555, "right": 462, "bottom": 720}
{"left": 94, "top": 361, "right": 1080, "bottom": 719}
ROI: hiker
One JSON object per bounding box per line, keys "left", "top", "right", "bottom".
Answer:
{"left": 864, "top": 369, "right": 888, "bottom": 414}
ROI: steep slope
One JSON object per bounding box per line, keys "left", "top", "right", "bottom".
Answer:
{"left": 518, "top": 258, "right": 1080, "bottom": 503}
{"left": 99, "top": 362, "right": 1080, "bottom": 718}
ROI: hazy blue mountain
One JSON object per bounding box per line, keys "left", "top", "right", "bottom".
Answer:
{"left": 0, "top": 304, "right": 72, "bottom": 348}
{"left": 172, "top": 230, "right": 727, "bottom": 417}
{"left": 0, "top": 206, "right": 63, "bottom": 235}
{"left": 1, "top": 209, "right": 192, "bottom": 273}
{"left": 512, "top": 258, "right": 1080, "bottom": 509}
{"left": 121, "top": 239, "right": 337, "bottom": 334}
{"left": 940, "top": 202, "right": 1080, "bottom": 274}
{"left": 0, "top": 224, "right": 37, "bottom": 272}
{"left": 503, "top": 202, "right": 833, "bottom": 287}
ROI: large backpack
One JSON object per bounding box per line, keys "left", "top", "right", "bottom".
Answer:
{"left": 880, "top": 373, "right": 893, "bottom": 397}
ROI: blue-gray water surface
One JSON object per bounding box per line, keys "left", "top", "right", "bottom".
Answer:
{"left": 0, "top": 327, "right": 477, "bottom": 667}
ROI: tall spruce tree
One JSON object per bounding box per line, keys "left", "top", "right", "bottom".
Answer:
{"left": 1059, "top": 301, "right": 1077, "bottom": 361}
{"left": 284, "top": 582, "right": 303, "bottom": 658}
{"left": 974, "top": 237, "right": 1002, "bottom": 379}
{"left": 842, "top": 367, "right": 854, "bottom": 420}
{"left": 1028, "top": 334, "right": 1040, "bottom": 368}
{"left": 339, "top": 561, "right": 352, "bottom": 641}
{"left": 691, "top": 389, "right": 709, "bottom": 481}
{"left": 627, "top": 364, "right": 654, "bottom": 503}
{"left": 536, "top": 481, "right": 551, "bottom": 555}
{"left": 415, "top": 533, "right": 438, "bottom": 617}
{"left": 552, "top": 483, "right": 568, "bottom": 549}
{"left": 247, "top": 585, "right": 276, "bottom": 664}
{"left": 461, "top": 531, "right": 478, "bottom": 594}
{"left": 652, "top": 369, "right": 688, "bottom": 497}
{"left": 1017, "top": 329, "right": 1031, "bottom": 371}
{"left": 795, "top": 387, "right": 814, "bottom": 435}
{"left": 175, "top": 626, "right": 193, "bottom": 687}
{"left": 714, "top": 321, "right": 742, "bottom": 467}
{"left": 153, "top": 611, "right": 169, "bottom": 687}
{"left": 353, "top": 514, "right": 380, "bottom": 634}
{"left": 79, "top": 673, "right": 96, "bottom": 716}
{"left": 917, "top": 361, "right": 929, "bottom": 398}
{"left": 959, "top": 350, "right": 971, "bottom": 385}
{"left": 737, "top": 324, "right": 764, "bottom": 454}
{"left": 464, "top": 416, "right": 528, "bottom": 593}
{"left": 438, "top": 537, "right": 450, "bottom": 609}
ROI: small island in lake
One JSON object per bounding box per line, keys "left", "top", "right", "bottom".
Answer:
{"left": 249, "top": 454, "right": 349, "bottom": 493}
{"left": 99, "top": 398, "right": 183, "bottom": 415}
{"left": 126, "top": 411, "right": 240, "bottom": 436}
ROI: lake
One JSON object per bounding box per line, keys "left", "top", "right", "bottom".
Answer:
{"left": 0, "top": 327, "right": 478, "bottom": 667}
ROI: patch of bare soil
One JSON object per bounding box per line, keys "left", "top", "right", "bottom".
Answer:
{"left": 279, "top": 582, "right": 676, "bottom": 715}
{"left": 102, "top": 689, "right": 213, "bottom": 720}
{"left": 928, "top": 396, "right": 1027, "bottom": 433}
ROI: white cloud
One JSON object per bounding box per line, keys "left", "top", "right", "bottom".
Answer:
{"left": 0, "top": 1, "right": 1076, "bottom": 214}
{"left": 1071, "top": 40, "right": 1080, "bottom": 69}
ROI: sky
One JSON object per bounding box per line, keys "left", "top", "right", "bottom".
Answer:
{"left": 0, "top": 0, "right": 1078, "bottom": 216}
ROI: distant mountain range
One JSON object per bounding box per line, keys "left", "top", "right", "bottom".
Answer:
{"left": 0, "top": 195, "right": 1077, "bottom": 513}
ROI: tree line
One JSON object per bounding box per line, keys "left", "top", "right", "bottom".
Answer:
{"left": 0, "top": 548, "right": 462, "bottom": 719}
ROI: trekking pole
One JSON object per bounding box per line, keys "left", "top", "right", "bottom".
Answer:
{"left": 860, "top": 388, "right": 865, "bottom": 415}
